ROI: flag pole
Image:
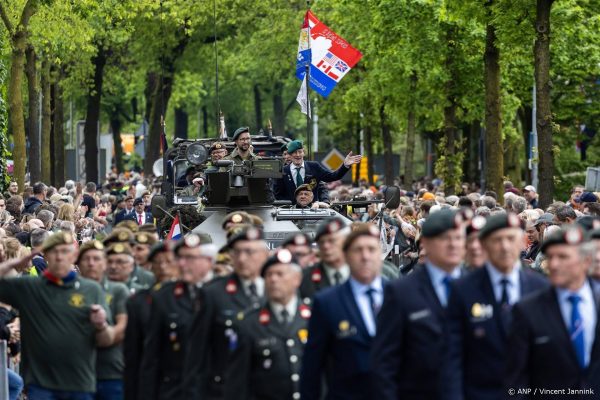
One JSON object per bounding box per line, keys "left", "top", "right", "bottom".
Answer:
{"left": 305, "top": 1, "right": 312, "bottom": 161}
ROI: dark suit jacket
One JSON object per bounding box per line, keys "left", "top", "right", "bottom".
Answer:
{"left": 444, "top": 266, "right": 549, "bottom": 400}
{"left": 123, "top": 289, "right": 152, "bottom": 400}
{"left": 133, "top": 212, "right": 153, "bottom": 225}
{"left": 273, "top": 161, "right": 349, "bottom": 203}
{"left": 300, "top": 279, "right": 380, "bottom": 400}
{"left": 114, "top": 209, "right": 136, "bottom": 225}
{"left": 299, "top": 262, "right": 336, "bottom": 301}
{"left": 505, "top": 281, "right": 600, "bottom": 399}
{"left": 370, "top": 265, "right": 449, "bottom": 400}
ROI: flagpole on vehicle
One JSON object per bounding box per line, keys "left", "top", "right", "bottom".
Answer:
{"left": 305, "top": 1, "right": 312, "bottom": 161}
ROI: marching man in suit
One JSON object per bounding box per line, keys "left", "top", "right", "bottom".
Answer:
{"left": 371, "top": 209, "right": 465, "bottom": 400}
{"left": 444, "top": 213, "right": 548, "bottom": 400}
{"left": 505, "top": 225, "right": 600, "bottom": 398}
{"left": 274, "top": 140, "right": 362, "bottom": 204}
{"left": 300, "top": 223, "right": 384, "bottom": 400}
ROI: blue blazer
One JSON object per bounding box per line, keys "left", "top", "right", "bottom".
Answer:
{"left": 300, "top": 279, "right": 380, "bottom": 400}
{"left": 273, "top": 161, "right": 349, "bottom": 204}
{"left": 444, "top": 266, "right": 549, "bottom": 400}
{"left": 370, "top": 265, "right": 450, "bottom": 400}
{"left": 114, "top": 209, "right": 136, "bottom": 225}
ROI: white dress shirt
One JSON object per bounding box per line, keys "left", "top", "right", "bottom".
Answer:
{"left": 425, "top": 262, "right": 461, "bottom": 307}
{"left": 485, "top": 262, "right": 521, "bottom": 305}
{"left": 349, "top": 276, "right": 384, "bottom": 336}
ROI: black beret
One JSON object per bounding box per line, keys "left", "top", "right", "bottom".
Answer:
{"left": 147, "top": 241, "right": 174, "bottom": 262}
{"left": 315, "top": 217, "right": 347, "bottom": 242}
{"left": 227, "top": 226, "right": 264, "bottom": 247}
{"left": 282, "top": 233, "right": 311, "bottom": 247}
{"left": 589, "top": 228, "right": 600, "bottom": 240}
{"left": 478, "top": 212, "right": 523, "bottom": 240}
{"left": 343, "top": 223, "right": 380, "bottom": 251}
{"left": 541, "top": 225, "right": 588, "bottom": 254}
{"left": 133, "top": 197, "right": 144, "bottom": 206}
{"left": 209, "top": 142, "right": 226, "bottom": 153}
{"left": 261, "top": 249, "right": 299, "bottom": 277}
{"left": 421, "top": 209, "right": 464, "bottom": 238}
{"left": 232, "top": 126, "right": 250, "bottom": 141}
{"left": 466, "top": 215, "right": 487, "bottom": 236}
{"left": 173, "top": 233, "right": 212, "bottom": 254}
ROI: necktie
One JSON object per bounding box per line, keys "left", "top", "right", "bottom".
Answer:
{"left": 295, "top": 167, "right": 303, "bottom": 187}
{"left": 442, "top": 276, "right": 453, "bottom": 306}
{"left": 138, "top": 213, "right": 143, "bottom": 225}
{"left": 365, "top": 287, "right": 380, "bottom": 317}
{"left": 248, "top": 282, "right": 259, "bottom": 303}
{"left": 500, "top": 278, "right": 510, "bottom": 308}
{"left": 280, "top": 309, "right": 290, "bottom": 325}
{"left": 568, "top": 294, "right": 586, "bottom": 369}
{"left": 333, "top": 271, "right": 342, "bottom": 286}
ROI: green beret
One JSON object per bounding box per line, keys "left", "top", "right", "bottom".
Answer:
{"left": 174, "top": 233, "right": 212, "bottom": 254}
{"left": 134, "top": 231, "right": 157, "bottom": 246}
{"left": 103, "top": 229, "right": 134, "bottom": 245}
{"left": 147, "top": 241, "right": 173, "bottom": 262}
{"left": 227, "top": 226, "right": 264, "bottom": 247}
{"left": 343, "top": 223, "right": 380, "bottom": 251}
{"left": 315, "top": 217, "right": 347, "bottom": 242}
{"left": 77, "top": 240, "right": 104, "bottom": 262}
{"left": 209, "top": 142, "right": 226, "bottom": 153}
{"left": 295, "top": 184, "right": 313, "bottom": 197}
{"left": 478, "top": 212, "right": 523, "bottom": 240}
{"left": 42, "top": 231, "right": 74, "bottom": 252}
{"left": 106, "top": 242, "right": 133, "bottom": 257}
{"left": 261, "top": 249, "right": 299, "bottom": 277}
{"left": 281, "top": 144, "right": 288, "bottom": 152}
{"left": 232, "top": 126, "right": 250, "bottom": 141}
{"left": 541, "top": 225, "right": 588, "bottom": 254}
{"left": 287, "top": 140, "right": 303, "bottom": 154}
{"left": 421, "top": 209, "right": 463, "bottom": 238}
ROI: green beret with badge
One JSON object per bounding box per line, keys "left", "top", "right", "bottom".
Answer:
{"left": 77, "top": 240, "right": 105, "bottom": 263}
{"left": 209, "top": 142, "right": 226, "bottom": 154}
{"left": 222, "top": 211, "right": 252, "bottom": 229}
{"left": 478, "top": 212, "right": 523, "bottom": 240}
{"left": 261, "top": 249, "right": 299, "bottom": 277}
{"left": 232, "top": 126, "right": 250, "bottom": 141}
{"left": 103, "top": 228, "right": 134, "bottom": 245}
{"left": 106, "top": 242, "right": 133, "bottom": 257}
{"left": 286, "top": 140, "right": 303, "bottom": 154}
{"left": 342, "top": 223, "right": 381, "bottom": 251}
{"left": 540, "top": 225, "right": 588, "bottom": 254}
{"left": 421, "top": 209, "right": 464, "bottom": 238}
{"left": 227, "top": 226, "right": 264, "bottom": 247}
{"left": 134, "top": 231, "right": 157, "bottom": 246}
{"left": 294, "top": 184, "right": 313, "bottom": 198}
{"left": 42, "top": 231, "right": 74, "bottom": 252}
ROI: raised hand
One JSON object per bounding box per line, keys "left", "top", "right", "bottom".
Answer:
{"left": 343, "top": 151, "right": 363, "bottom": 167}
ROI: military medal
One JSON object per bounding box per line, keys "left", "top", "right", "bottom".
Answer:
{"left": 259, "top": 309, "right": 270, "bottom": 325}
{"left": 263, "top": 359, "right": 272, "bottom": 369}
{"left": 174, "top": 283, "right": 184, "bottom": 297}
{"left": 299, "top": 304, "right": 311, "bottom": 319}
{"left": 298, "top": 329, "right": 308, "bottom": 344}
{"left": 339, "top": 320, "right": 349, "bottom": 331}
{"left": 225, "top": 279, "right": 237, "bottom": 294}
{"left": 311, "top": 269, "right": 322, "bottom": 283}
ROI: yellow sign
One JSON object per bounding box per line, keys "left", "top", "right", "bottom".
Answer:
{"left": 351, "top": 157, "right": 377, "bottom": 182}
{"left": 69, "top": 293, "right": 85, "bottom": 308}
{"left": 322, "top": 149, "right": 345, "bottom": 171}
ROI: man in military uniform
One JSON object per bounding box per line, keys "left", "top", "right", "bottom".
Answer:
{"left": 139, "top": 234, "right": 212, "bottom": 400}
{"left": 106, "top": 239, "right": 154, "bottom": 293}
{"left": 506, "top": 225, "right": 600, "bottom": 397}
{"left": 293, "top": 184, "right": 330, "bottom": 209}
{"left": 224, "top": 127, "right": 259, "bottom": 163}
{"left": 132, "top": 231, "right": 157, "bottom": 272}
{"left": 274, "top": 140, "right": 362, "bottom": 204}
{"left": 282, "top": 233, "right": 315, "bottom": 269}
{"left": 205, "top": 142, "right": 228, "bottom": 173}
{"left": 301, "top": 224, "right": 384, "bottom": 400}
{"left": 371, "top": 209, "right": 465, "bottom": 400}
{"left": 0, "top": 231, "right": 114, "bottom": 399}
{"left": 281, "top": 143, "right": 291, "bottom": 165}
{"left": 78, "top": 240, "right": 129, "bottom": 399}
{"left": 184, "top": 226, "right": 269, "bottom": 399}
{"left": 124, "top": 241, "right": 179, "bottom": 400}
{"left": 445, "top": 213, "right": 548, "bottom": 400}
{"left": 224, "top": 249, "right": 309, "bottom": 400}
{"left": 221, "top": 211, "right": 253, "bottom": 231}
{"left": 300, "top": 218, "right": 351, "bottom": 300}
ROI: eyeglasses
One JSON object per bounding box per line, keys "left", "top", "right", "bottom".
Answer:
{"left": 237, "top": 138, "right": 251, "bottom": 142}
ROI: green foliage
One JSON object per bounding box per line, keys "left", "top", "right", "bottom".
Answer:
{"left": 0, "top": 37, "right": 10, "bottom": 191}
{"left": 434, "top": 136, "right": 466, "bottom": 193}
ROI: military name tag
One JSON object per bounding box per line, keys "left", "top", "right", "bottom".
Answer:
{"left": 408, "top": 309, "right": 431, "bottom": 321}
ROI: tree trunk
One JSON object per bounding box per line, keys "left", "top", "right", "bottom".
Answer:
{"left": 202, "top": 105, "right": 208, "bottom": 138}
{"left": 83, "top": 46, "right": 106, "bottom": 183}
{"left": 365, "top": 123, "right": 374, "bottom": 186}
{"left": 25, "top": 45, "right": 41, "bottom": 183}
{"left": 109, "top": 116, "right": 124, "bottom": 173}
{"left": 40, "top": 59, "right": 51, "bottom": 183}
{"left": 272, "top": 81, "right": 285, "bottom": 136}
{"left": 144, "top": 72, "right": 158, "bottom": 124}
{"left": 404, "top": 72, "right": 417, "bottom": 189}
{"left": 380, "top": 105, "right": 393, "bottom": 186}
{"left": 484, "top": 21, "right": 504, "bottom": 197}
{"left": 466, "top": 121, "right": 481, "bottom": 184}
{"left": 52, "top": 75, "right": 65, "bottom": 186}
{"left": 254, "top": 84, "right": 263, "bottom": 132}
{"left": 174, "top": 107, "right": 188, "bottom": 139}
{"left": 517, "top": 106, "right": 533, "bottom": 184}
{"left": 535, "top": 0, "right": 554, "bottom": 209}
{"left": 144, "top": 74, "right": 174, "bottom": 174}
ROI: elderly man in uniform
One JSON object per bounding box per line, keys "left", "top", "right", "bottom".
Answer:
{"left": 444, "top": 213, "right": 548, "bottom": 400}
{"left": 506, "top": 225, "right": 600, "bottom": 397}
{"left": 78, "top": 240, "right": 129, "bottom": 400}
{"left": 370, "top": 209, "right": 465, "bottom": 400}
{"left": 301, "top": 224, "right": 385, "bottom": 400}
{"left": 300, "top": 218, "right": 350, "bottom": 300}
{"left": 274, "top": 140, "right": 362, "bottom": 204}
{"left": 139, "top": 234, "right": 215, "bottom": 400}
{"left": 0, "top": 231, "right": 114, "bottom": 399}
{"left": 124, "top": 242, "right": 179, "bottom": 400}
{"left": 282, "top": 233, "right": 316, "bottom": 269}
{"left": 132, "top": 231, "right": 157, "bottom": 272}
{"left": 105, "top": 232, "right": 155, "bottom": 292}
{"left": 206, "top": 142, "right": 228, "bottom": 173}
{"left": 225, "top": 249, "right": 309, "bottom": 400}
{"left": 184, "top": 226, "right": 269, "bottom": 399}
{"left": 293, "top": 184, "right": 330, "bottom": 209}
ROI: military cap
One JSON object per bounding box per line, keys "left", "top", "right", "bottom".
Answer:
{"left": 261, "top": 249, "right": 299, "bottom": 277}
{"left": 421, "top": 209, "right": 464, "bottom": 238}
{"left": 295, "top": 184, "right": 313, "bottom": 197}
{"left": 248, "top": 214, "right": 264, "bottom": 228}
{"left": 133, "top": 197, "right": 144, "bottom": 206}
{"left": 134, "top": 231, "right": 157, "bottom": 246}
{"left": 478, "top": 212, "right": 523, "bottom": 240}
{"left": 227, "top": 226, "right": 264, "bottom": 247}
{"left": 232, "top": 126, "right": 250, "bottom": 141}
{"left": 282, "top": 233, "right": 311, "bottom": 247}
{"left": 115, "top": 220, "right": 139, "bottom": 232}
{"left": 287, "top": 140, "right": 303, "bottom": 154}
{"left": 41, "top": 231, "right": 74, "bottom": 252}
{"left": 103, "top": 228, "right": 134, "bottom": 245}
{"left": 106, "top": 242, "right": 133, "bottom": 257}
{"left": 315, "top": 217, "right": 348, "bottom": 242}
{"left": 222, "top": 211, "right": 253, "bottom": 229}
{"left": 209, "top": 142, "right": 226, "bottom": 154}
{"left": 139, "top": 223, "right": 159, "bottom": 234}
{"left": 173, "top": 233, "right": 212, "bottom": 254}
{"left": 281, "top": 144, "right": 288, "bottom": 153}
{"left": 147, "top": 241, "right": 173, "bottom": 262}
{"left": 540, "top": 225, "right": 587, "bottom": 254}
{"left": 77, "top": 240, "right": 105, "bottom": 263}
{"left": 466, "top": 215, "right": 487, "bottom": 236}
{"left": 342, "top": 223, "right": 381, "bottom": 251}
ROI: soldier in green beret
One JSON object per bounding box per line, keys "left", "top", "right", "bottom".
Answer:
{"left": 0, "top": 232, "right": 115, "bottom": 398}
{"left": 223, "top": 127, "right": 258, "bottom": 163}
{"left": 106, "top": 243, "right": 150, "bottom": 294}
